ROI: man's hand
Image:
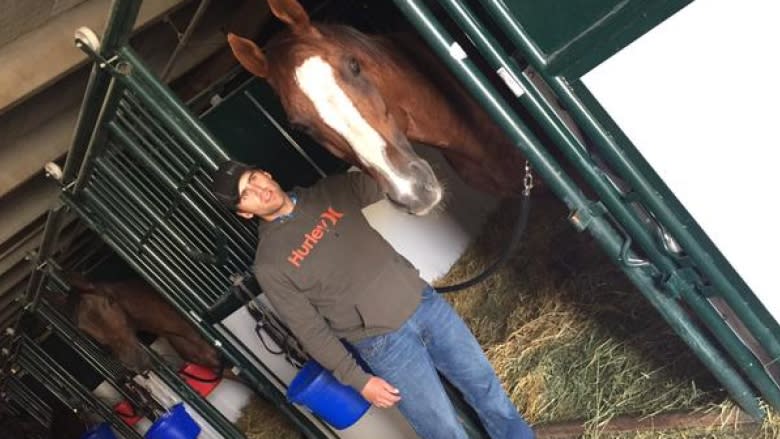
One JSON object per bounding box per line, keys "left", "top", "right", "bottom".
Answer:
{"left": 360, "top": 376, "right": 401, "bottom": 408}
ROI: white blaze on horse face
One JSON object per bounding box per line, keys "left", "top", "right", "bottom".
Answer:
{"left": 294, "top": 56, "right": 413, "bottom": 196}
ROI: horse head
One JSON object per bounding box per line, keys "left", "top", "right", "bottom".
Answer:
{"left": 227, "top": 0, "right": 443, "bottom": 215}
{"left": 65, "top": 273, "right": 152, "bottom": 373}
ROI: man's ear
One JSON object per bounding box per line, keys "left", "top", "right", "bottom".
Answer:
{"left": 237, "top": 211, "right": 254, "bottom": 220}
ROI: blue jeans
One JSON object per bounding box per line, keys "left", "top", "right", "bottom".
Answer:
{"left": 352, "top": 286, "right": 534, "bottom": 439}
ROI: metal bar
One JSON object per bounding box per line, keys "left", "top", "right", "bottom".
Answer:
{"left": 16, "top": 336, "right": 143, "bottom": 438}
{"left": 82, "top": 187, "right": 206, "bottom": 312}
{"left": 117, "top": 99, "right": 193, "bottom": 177}
{"left": 108, "top": 121, "right": 225, "bottom": 239}
{"left": 244, "top": 91, "right": 327, "bottom": 178}
{"left": 99, "top": 0, "right": 143, "bottom": 56}
{"left": 393, "top": 0, "right": 764, "bottom": 418}
{"left": 105, "top": 148, "right": 253, "bottom": 268}
{"left": 118, "top": 46, "right": 229, "bottom": 169}
{"left": 476, "top": 0, "right": 780, "bottom": 407}
{"left": 160, "top": 0, "right": 212, "bottom": 81}
{"left": 4, "top": 377, "right": 52, "bottom": 427}
{"left": 62, "top": 0, "right": 142, "bottom": 185}
{"left": 97, "top": 156, "right": 243, "bottom": 287}
{"left": 120, "top": 93, "right": 201, "bottom": 177}
{"left": 92, "top": 169, "right": 233, "bottom": 303}
{"left": 36, "top": 301, "right": 154, "bottom": 412}
{"left": 74, "top": 78, "right": 124, "bottom": 193}
{"left": 115, "top": 111, "right": 188, "bottom": 181}
{"left": 140, "top": 347, "right": 244, "bottom": 438}
{"left": 22, "top": 205, "right": 66, "bottom": 310}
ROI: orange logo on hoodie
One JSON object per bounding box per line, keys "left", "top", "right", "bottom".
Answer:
{"left": 287, "top": 207, "right": 344, "bottom": 268}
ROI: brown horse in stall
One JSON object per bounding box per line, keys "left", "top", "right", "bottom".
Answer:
{"left": 227, "top": 0, "right": 536, "bottom": 215}
{"left": 63, "top": 274, "right": 220, "bottom": 373}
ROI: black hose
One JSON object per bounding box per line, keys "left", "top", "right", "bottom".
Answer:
{"left": 437, "top": 193, "right": 530, "bottom": 293}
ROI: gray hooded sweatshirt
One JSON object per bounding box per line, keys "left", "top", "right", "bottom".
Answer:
{"left": 253, "top": 172, "right": 426, "bottom": 391}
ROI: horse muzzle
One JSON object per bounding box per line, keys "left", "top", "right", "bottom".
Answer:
{"left": 387, "top": 160, "right": 443, "bottom": 215}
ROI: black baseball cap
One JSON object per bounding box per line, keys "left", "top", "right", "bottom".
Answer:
{"left": 211, "top": 160, "right": 253, "bottom": 210}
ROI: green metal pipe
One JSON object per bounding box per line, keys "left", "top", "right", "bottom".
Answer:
{"left": 102, "top": 97, "right": 256, "bottom": 249}
{"left": 17, "top": 336, "right": 143, "bottom": 438}
{"left": 478, "top": 0, "right": 780, "bottom": 395}
{"left": 38, "top": 302, "right": 146, "bottom": 409}
{"left": 97, "top": 159, "right": 246, "bottom": 291}
{"left": 103, "top": 161, "right": 249, "bottom": 278}
{"left": 94, "top": 159, "right": 218, "bottom": 286}
{"left": 92, "top": 175, "right": 225, "bottom": 303}
{"left": 110, "top": 146, "right": 169, "bottom": 211}
{"left": 84, "top": 187, "right": 210, "bottom": 312}
{"left": 5, "top": 377, "right": 52, "bottom": 427}
{"left": 93, "top": 160, "right": 246, "bottom": 297}
{"left": 23, "top": 205, "right": 66, "bottom": 308}
{"left": 62, "top": 0, "right": 141, "bottom": 185}
{"left": 119, "top": 93, "right": 207, "bottom": 180}
{"left": 118, "top": 47, "right": 228, "bottom": 169}
{"left": 116, "top": 101, "right": 197, "bottom": 181}
{"left": 109, "top": 121, "right": 226, "bottom": 236}
{"left": 99, "top": 0, "right": 142, "bottom": 56}
{"left": 437, "top": 0, "right": 780, "bottom": 411}
{"left": 105, "top": 150, "right": 253, "bottom": 271}
{"left": 115, "top": 111, "right": 190, "bottom": 180}
{"left": 393, "top": 0, "right": 764, "bottom": 418}
{"left": 91, "top": 168, "right": 153, "bottom": 237}
{"left": 114, "top": 72, "right": 220, "bottom": 171}
{"left": 74, "top": 78, "right": 124, "bottom": 193}
{"left": 139, "top": 348, "right": 244, "bottom": 438}
{"left": 108, "top": 122, "right": 256, "bottom": 259}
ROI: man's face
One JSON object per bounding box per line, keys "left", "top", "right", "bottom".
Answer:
{"left": 235, "top": 170, "right": 286, "bottom": 220}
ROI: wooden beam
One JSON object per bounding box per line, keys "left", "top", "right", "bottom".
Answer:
{"left": 0, "top": 0, "right": 189, "bottom": 115}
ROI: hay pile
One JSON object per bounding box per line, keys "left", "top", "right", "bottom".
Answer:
{"left": 434, "top": 195, "right": 778, "bottom": 437}
{"left": 235, "top": 395, "right": 302, "bottom": 439}
{"left": 235, "top": 194, "right": 779, "bottom": 438}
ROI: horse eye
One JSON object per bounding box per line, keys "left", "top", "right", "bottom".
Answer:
{"left": 348, "top": 57, "right": 360, "bottom": 76}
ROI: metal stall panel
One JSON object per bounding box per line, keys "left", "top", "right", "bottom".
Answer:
{"left": 391, "top": 0, "right": 780, "bottom": 418}
{"left": 54, "top": 2, "right": 334, "bottom": 436}
{"left": 12, "top": 335, "right": 142, "bottom": 438}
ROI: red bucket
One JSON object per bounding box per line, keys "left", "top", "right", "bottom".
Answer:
{"left": 178, "top": 363, "right": 221, "bottom": 397}
{"left": 114, "top": 400, "right": 142, "bottom": 426}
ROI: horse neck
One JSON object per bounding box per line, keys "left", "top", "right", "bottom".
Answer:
{"left": 113, "top": 281, "right": 192, "bottom": 336}
{"left": 380, "top": 34, "right": 513, "bottom": 151}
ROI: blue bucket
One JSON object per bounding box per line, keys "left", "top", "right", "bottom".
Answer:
{"left": 81, "top": 423, "right": 117, "bottom": 439}
{"left": 145, "top": 403, "right": 201, "bottom": 439}
{"left": 287, "top": 360, "right": 370, "bottom": 430}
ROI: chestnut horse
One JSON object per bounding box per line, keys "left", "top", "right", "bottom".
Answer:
{"left": 227, "top": 0, "right": 532, "bottom": 215}
{"left": 63, "top": 274, "right": 220, "bottom": 373}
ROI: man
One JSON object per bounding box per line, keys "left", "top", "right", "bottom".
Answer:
{"left": 211, "top": 160, "right": 534, "bottom": 439}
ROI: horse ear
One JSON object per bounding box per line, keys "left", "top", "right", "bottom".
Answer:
{"left": 267, "top": 0, "right": 312, "bottom": 33}
{"left": 227, "top": 33, "right": 269, "bottom": 78}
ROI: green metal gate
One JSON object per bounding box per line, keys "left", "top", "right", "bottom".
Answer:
{"left": 22, "top": 1, "right": 330, "bottom": 437}
{"left": 1, "top": 375, "right": 52, "bottom": 435}
{"left": 390, "top": 0, "right": 780, "bottom": 419}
